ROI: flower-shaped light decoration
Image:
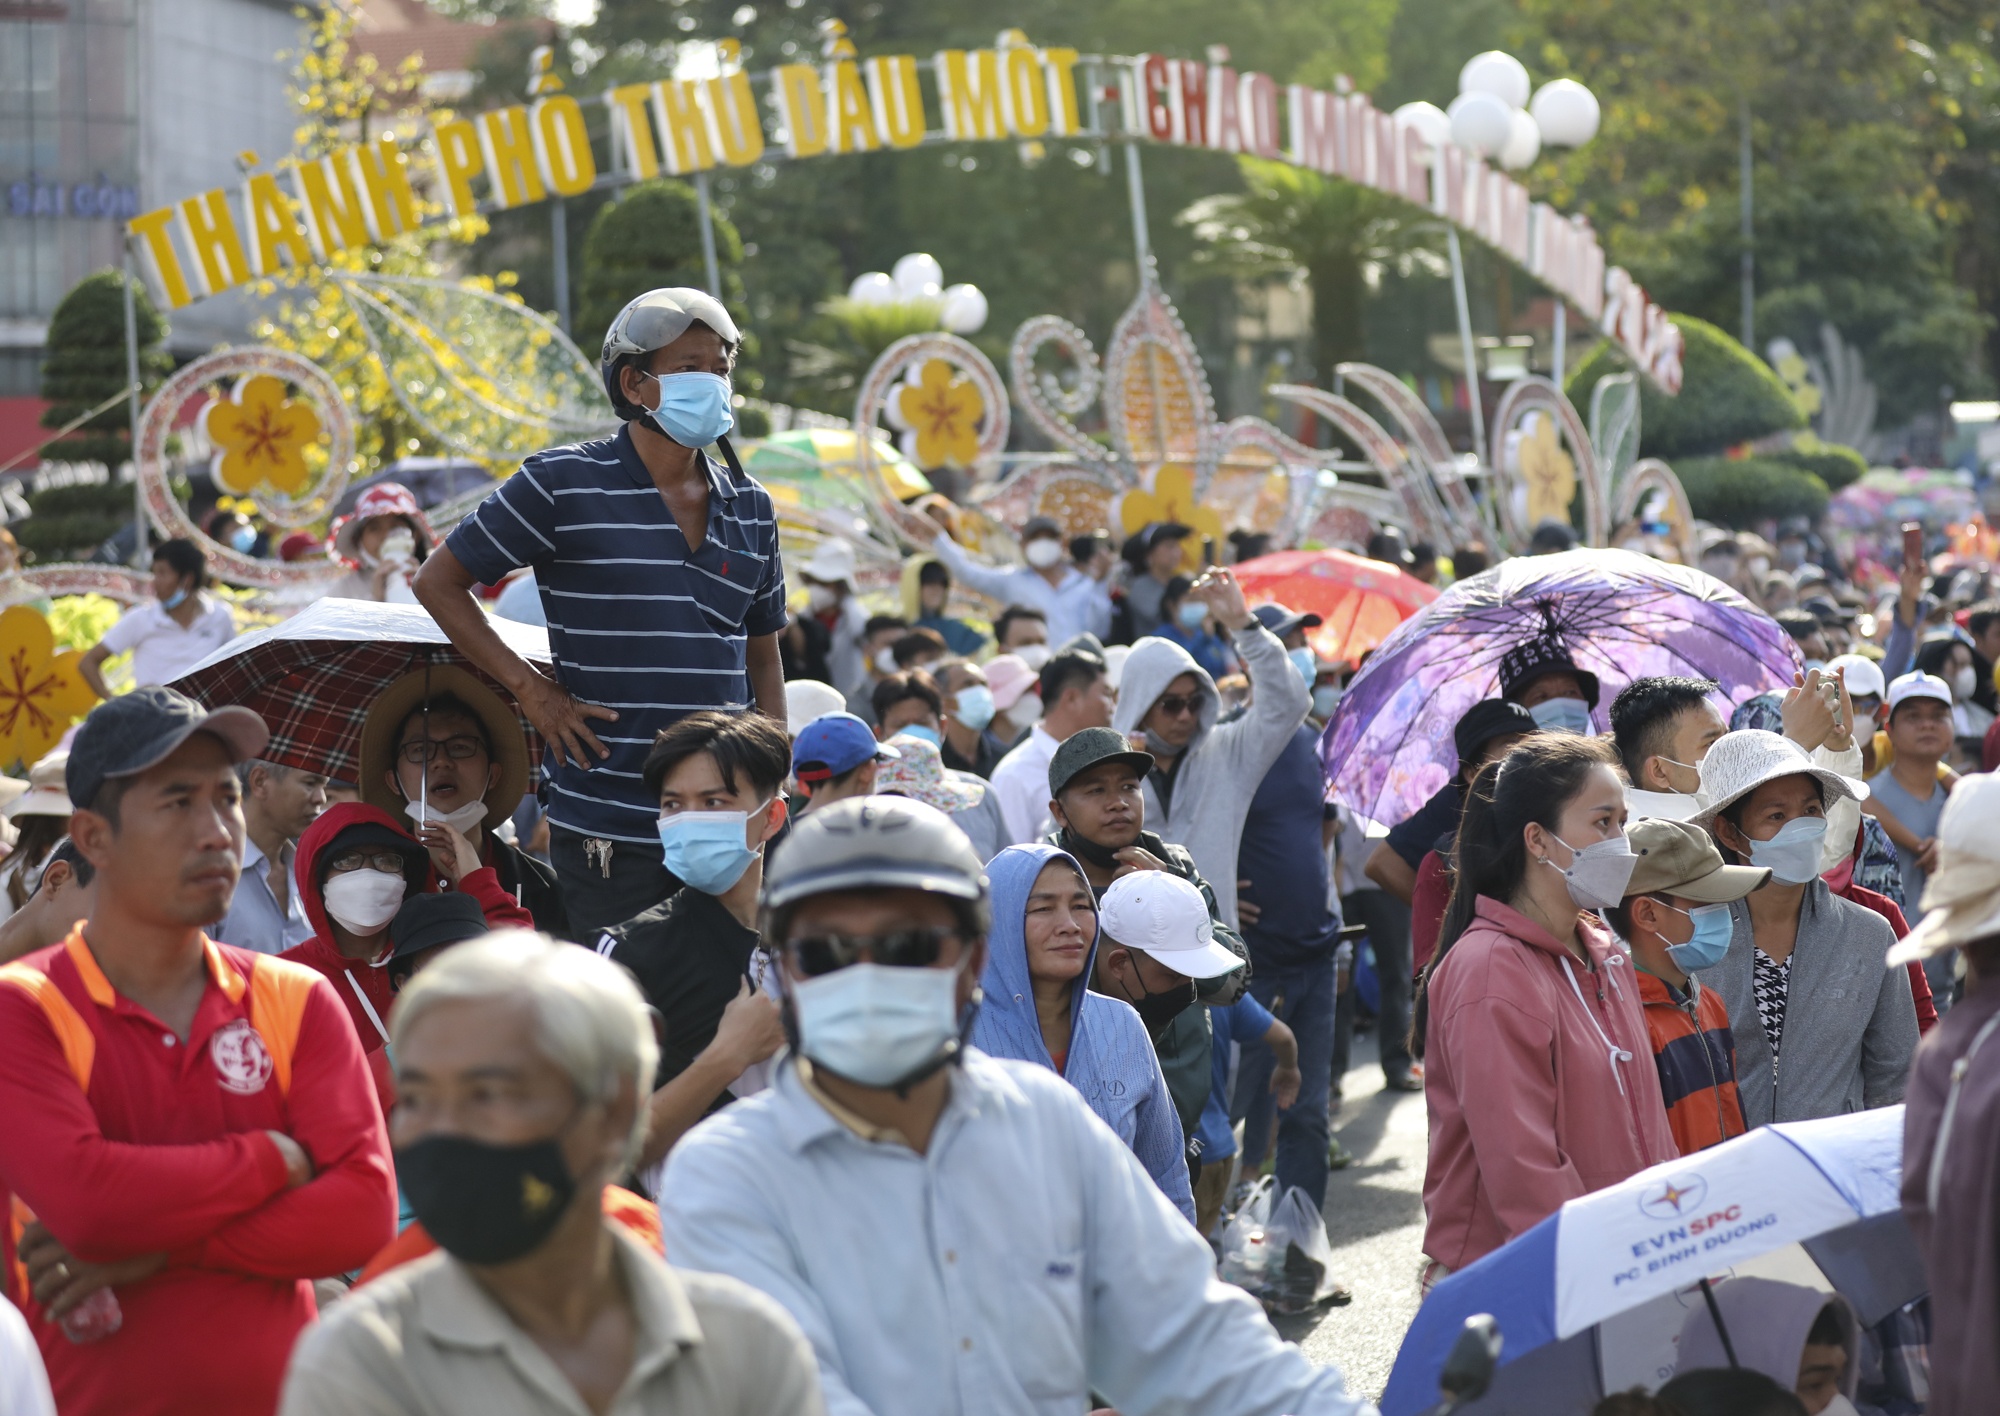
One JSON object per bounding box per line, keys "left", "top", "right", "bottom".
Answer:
{"left": 0, "top": 606, "right": 94, "bottom": 771}
{"left": 1518, "top": 410, "right": 1578, "bottom": 528}
{"left": 1115, "top": 466, "right": 1226, "bottom": 574}
{"left": 894, "top": 359, "right": 985, "bottom": 470}
{"left": 202, "top": 374, "right": 323, "bottom": 497}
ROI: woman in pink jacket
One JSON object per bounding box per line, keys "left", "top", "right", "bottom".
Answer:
{"left": 1415, "top": 733, "right": 1677, "bottom": 1282}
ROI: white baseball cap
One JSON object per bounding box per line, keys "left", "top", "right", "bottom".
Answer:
{"left": 1097, "top": 871, "right": 1242, "bottom": 979}
{"left": 784, "top": 679, "right": 847, "bottom": 737}
{"left": 1887, "top": 671, "right": 1953, "bottom": 713}
{"left": 1824, "top": 653, "right": 1885, "bottom": 702}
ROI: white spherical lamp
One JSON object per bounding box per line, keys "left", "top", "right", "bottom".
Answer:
{"left": 1391, "top": 101, "right": 1452, "bottom": 162}
{"left": 939, "top": 283, "right": 989, "bottom": 334}
{"left": 1498, "top": 107, "right": 1542, "bottom": 169}
{"left": 1447, "top": 91, "right": 1513, "bottom": 157}
{"left": 1458, "top": 51, "right": 1531, "bottom": 111}
{"left": 848, "top": 271, "right": 898, "bottom": 305}
{"left": 892, "top": 252, "right": 945, "bottom": 300}
{"left": 1529, "top": 78, "right": 1600, "bottom": 147}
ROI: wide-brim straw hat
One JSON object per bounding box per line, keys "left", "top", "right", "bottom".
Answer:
{"left": 359, "top": 664, "right": 529, "bottom": 836}
{"left": 1689, "top": 730, "right": 1865, "bottom": 826}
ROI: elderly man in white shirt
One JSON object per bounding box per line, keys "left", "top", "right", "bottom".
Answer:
{"left": 213, "top": 757, "right": 327, "bottom": 954}
{"left": 927, "top": 516, "right": 1111, "bottom": 648}
{"left": 659, "top": 797, "right": 1374, "bottom": 1416}
{"left": 986, "top": 647, "right": 1117, "bottom": 844}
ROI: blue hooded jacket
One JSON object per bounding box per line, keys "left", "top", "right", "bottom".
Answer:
{"left": 972, "top": 843, "right": 1195, "bottom": 1221}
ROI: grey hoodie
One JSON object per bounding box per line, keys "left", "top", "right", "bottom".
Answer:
{"left": 1707, "top": 880, "right": 1917, "bottom": 1127}
{"left": 1110, "top": 622, "right": 1310, "bottom": 928}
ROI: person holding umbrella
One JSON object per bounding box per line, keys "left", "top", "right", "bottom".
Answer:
{"left": 1415, "top": 733, "right": 1675, "bottom": 1282}
{"left": 415, "top": 288, "right": 788, "bottom": 936}
{"left": 1693, "top": 731, "right": 1917, "bottom": 1127}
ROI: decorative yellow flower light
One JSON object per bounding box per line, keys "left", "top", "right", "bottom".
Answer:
{"left": 203, "top": 374, "right": 323, "bottom": 497}
{"left": 0, "top": 606, "right": 94, "bottom": 772}
{"left": 895, "top": 359, "right": 984, "bottom": 470}
{"left": 1115, "top": 464, "right": 1226, "bottom": 573}
{"left": 1519, "top": 411, "right": 1578, "bottom": 529}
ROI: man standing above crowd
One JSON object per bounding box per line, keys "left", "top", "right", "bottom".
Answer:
{"left": 927, "top": 514, "right": 1112, "bottom": 646}
{"left": 660, "top": 797, "right": 1372, "bottom": 1416}
{"left": 989, "top": 645, "right": 1116, "bottom": 843}
{"left": 418, "top": 288, "right": 786, "bottom": 934}
{"left": 214, "top": 755, "right": 327, "bottom": 955}
{"left": 0, "top": 688, "right": 395, "bottom": 1415}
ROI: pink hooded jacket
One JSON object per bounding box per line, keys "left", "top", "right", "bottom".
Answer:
{"left": 1422, "top": 896, "right": 1678, "bottom": 1272}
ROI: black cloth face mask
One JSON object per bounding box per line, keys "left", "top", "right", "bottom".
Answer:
{"left": 1058, "top": 825, "right": 1125, "bottom": 871}
{"left": 1117, "top": 971, "right": 1198, "bottom": 1039}
{"left": 397, "top": 1130, "right": 578, "bottom": 1265}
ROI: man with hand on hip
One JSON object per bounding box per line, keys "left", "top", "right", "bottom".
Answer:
{"left": 417, "top": 288, "right": 787, "bottom": 934}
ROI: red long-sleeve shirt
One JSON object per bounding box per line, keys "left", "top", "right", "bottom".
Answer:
{"left": 0, "top": 930, "right": 395, "bottom": 1416}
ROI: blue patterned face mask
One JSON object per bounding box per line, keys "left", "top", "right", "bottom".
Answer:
{"left": 641, "top": 370, "right": 734, "bottom": 448}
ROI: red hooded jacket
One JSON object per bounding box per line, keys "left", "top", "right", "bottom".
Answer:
{"left": 279, "top": 803, "right": 533, "bottom": 1055}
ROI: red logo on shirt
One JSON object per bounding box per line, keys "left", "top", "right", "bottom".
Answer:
{"left": 210, "top": 1019, "right": 274, "bottom": 1095}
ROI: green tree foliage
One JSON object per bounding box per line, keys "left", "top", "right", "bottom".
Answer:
{"left": 1568, "top": 315, "right": 1801, "bottom": 459}
{"left": 1765, "top": 439, "right": 1867, "bottom": 492}
{"left": 38, "top": 270, "right": 169, "bottom": 467}
{"left": 1674, "top": 456, "right": 1828, "bottom": 528}
{"left": 576, "top": 180, "right": 745, "bottom": 355}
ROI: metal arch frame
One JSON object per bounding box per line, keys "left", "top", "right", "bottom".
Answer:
{"left": 852, "top": 332, "right": 1011, "bottom": 545}
{"left": 1008, "top": 315, "right": 1106, "bottom": 462}
{"left": 1100, "top": 273, "right": 1220, "bottom": 494}
{"left": 1613, "top": 457, "right": 1699, "bottom": 565}
{"left": 1335, "top": 362, "right": 1495, "bottom": 545}
{"left": 1487, "top": 375, "right": 1609, "bottom": 550}
{"left": 1268, "top": 383, "right": 1456, "bottom": 552}
{"left": 135, "top": 347, "right": 353, "bottom": 592}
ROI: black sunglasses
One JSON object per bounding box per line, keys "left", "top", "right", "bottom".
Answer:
{"left": 785, "top": 927, "right": 960, "bottom": 978}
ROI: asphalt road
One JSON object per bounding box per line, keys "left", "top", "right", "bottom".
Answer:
{"left": 1289, "top": 1032, "right": 1431, "bottom": 1404}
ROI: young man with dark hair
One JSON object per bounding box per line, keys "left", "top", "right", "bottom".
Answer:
{"left": 417, "top": 288, "right": 786, "bottom": 936}
{"left": 1869, "top": 672, "right": 1956, "bottom": 1004}
{"left": 989, "top": 647, "right": 1115, "bottom": 842}
{"left": 1610, "top": 674, "right": 1727, "bottom": 811}
{"left": 846, "top": 614, "right": 911, "bottom": 725}
{"left": 80, "top": 537, "right": 237, "bottom": 695}
{"left": 600, "top": 710, "right": 792, "bottom": 1180}
{"left": 937, "top": 659, "right": 1005, "bottom": 779}
{"left": 0, "top": 688, "right": 394, "bottom": 1414}
{"left": 0, "top": 838, "right": 97, "bottom": 964}
{"left": 929, "top": 514, "right": 1112, "bottom": 648}
{"left": 992, "top": 603, "right": 1050, "bottom": 659}
{"left": 871, "top": 669, "right": 946, "bottom": 743}
{"left": 889, "top": 626, "right": 949, "bottom": 672}
{"left": 1774, "top": 607, "right": 1831, "bottom": 666}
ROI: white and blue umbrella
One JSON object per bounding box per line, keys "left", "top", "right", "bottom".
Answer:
{"left": 1383, "top": 1108, "right": 1924, "bottom": 1416}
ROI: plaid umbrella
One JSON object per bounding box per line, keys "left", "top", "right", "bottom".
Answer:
{"left": 171, "top": 598, "right": 550, "bottom": 786}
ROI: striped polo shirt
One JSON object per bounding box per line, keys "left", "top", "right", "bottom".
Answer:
{"left": 447, "top": 426, "right": 787, "bottom": 843}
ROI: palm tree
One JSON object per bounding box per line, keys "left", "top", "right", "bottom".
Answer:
{"left": 1182, "top": 157, "right": 1438, "bottom": 381}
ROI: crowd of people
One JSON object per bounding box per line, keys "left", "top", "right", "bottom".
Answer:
{"left": 1, "top": 284, "right": 1998, "bottom": 1416}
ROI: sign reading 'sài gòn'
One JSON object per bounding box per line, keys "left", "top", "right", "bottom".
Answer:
{"left": 122, "top": 34, "right": 1683, "bottom": 391}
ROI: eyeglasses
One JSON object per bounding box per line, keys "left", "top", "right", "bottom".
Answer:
{"left": 785, "top": 926, "right": 959, "bottom": 978}
{"left": 1152, "top": 693, "right": 1202, "bottom": 719}
{"left": 398, "top": 734, "right": 487, "bottom": 764}
{"left": 328, "top": 849, "right": 409, "bottom": 875}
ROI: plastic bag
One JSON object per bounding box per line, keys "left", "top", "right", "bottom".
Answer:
{"left": 1215, "top": 1175, "right": 1276, "bottom": 1292}
{"left": 1263, "top": 1183, "right": 1342, "bottom": 1309}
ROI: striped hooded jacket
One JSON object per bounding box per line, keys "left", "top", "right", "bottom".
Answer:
{"left": 1636, "top": 970, "right": 1745, "bottom": 1154}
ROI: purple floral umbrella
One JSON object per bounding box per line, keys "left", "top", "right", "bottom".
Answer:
{"left": 1320, "top": 548, "right": 1801, "bottom": 825}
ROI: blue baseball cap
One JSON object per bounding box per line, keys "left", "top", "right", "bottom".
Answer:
{"left": 792, "top": 712, "right": 899, "bottom": 786}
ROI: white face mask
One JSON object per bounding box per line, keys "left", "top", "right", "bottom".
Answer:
{"left": 405, "top": 796, "right": 488, "bottom": 834}
{"left": 1542, "top": 831, "right": 1637, "bottom": 910}
{"left": 1003, "top": 692, "right": 1043, "bottom": 733}
{"left": 322, "top": 868, "right": 408, "bottom": 934}
{"left": 1014, "top": 643, "right": 1052, "bottom": 671}
{"left": 874, "top": 647, "right": 899, "bottom": 676}
{"left": 1024, "top": 537, "right": 1064, "bottom": 569}
{"left": 1953, "top": 665, "right": 1977, "bottom": 701}
{"left": 806, "top": 583, "right": 838, "bottom": 613}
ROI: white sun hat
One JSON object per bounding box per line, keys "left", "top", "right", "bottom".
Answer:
{"left": 1690, "top": 729, "right": 1865, "bottom": 826}
{"left": 1891, "top": 771, "right": 2000, "bottom": 964}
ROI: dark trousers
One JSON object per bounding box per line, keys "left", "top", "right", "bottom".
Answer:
{"left": 550, "top": 825, "right": 681, "bottom": 937}
{"left": 1232, "top": 957, "right": 1337, "bottom": 1210}
{"left": 1341, "top": 888, "right": 1415, "bottom": 1081}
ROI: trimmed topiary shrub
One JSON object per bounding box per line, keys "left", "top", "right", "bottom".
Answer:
{"left": 1567, "top": 315, "right": 1804, "bottom": 460}
{"left": 1673, "top": 456, "right": 1829, "bottom": 528}
{"left": 1764, "top": 439, "right": 1867, "bottom": 493}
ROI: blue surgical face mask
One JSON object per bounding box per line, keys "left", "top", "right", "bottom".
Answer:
{"left": 952, "top": 685, "right": 996, "bottom": 732}
{"left": 789, "top": 961, "right": 967, "bottom": 1088}
{"left": 895, "top": 723, "right": 942, "bottom": 748}
{"left": 1656, "top": 900, "right": 1735, "bottom": 973}
{"left": 657, "top": 799, "right": 768, "bottom": 894}
{"left": 1744, "top": 815, "right": 1827, "bottom": 886}
{"left": 1529, "top": 696, "right": 1594, "bottom": 736}
{"left": 1176, "top": 601, "right": 1208, "bottom": 629}
{"left": 1312, "top": 684, "right": 1343, "bottom": 718}
{"left": 228, "top": 526, "right": 257, "bottom": 554}
{"left": 1288, "top": 647, "right": 1318, "bottom": 689}
{"left": 643, "top": 370, "right": 735, "bottom": 448}
{"left": 161, "top": 585, "right": 189, "bottom": 610}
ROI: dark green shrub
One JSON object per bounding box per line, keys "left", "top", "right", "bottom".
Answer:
{"left": 1568, "top": 315, "right": 1803, "bottom": 460}
{"left": 1764, "top": 441, "right": 1867, "bottom": 492}
{"left": 1673, "top": 456, "right": 1829, "bottom": 527}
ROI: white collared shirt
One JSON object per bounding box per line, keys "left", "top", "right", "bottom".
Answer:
{"left": 98, "top": 592, "right": 237, "bottom": 687}
{"left": 212, "top": 837, "right": 313, "bottom": 956}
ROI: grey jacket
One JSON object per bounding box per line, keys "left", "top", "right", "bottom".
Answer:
{"left": 1109, "top": 623, "right": 1310, "bottom": 928}
{"left": 1708, "top": 881, "right": 1917, "bottom": 1127}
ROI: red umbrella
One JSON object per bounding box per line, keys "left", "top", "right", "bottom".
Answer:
{"left": 172, "top": 597, "right": 547, "bottom": 785}
{"left": 1232, "top": 549, "right": 1439, "bottom": 666}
